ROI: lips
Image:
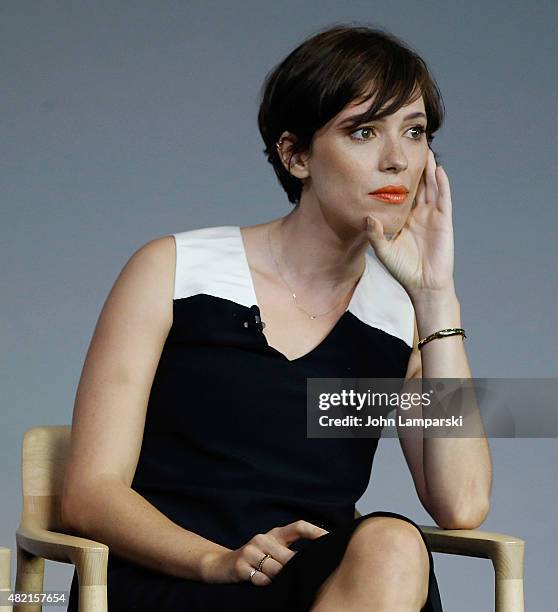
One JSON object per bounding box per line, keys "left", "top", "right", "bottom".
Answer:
{"left": 370, "top": 185, "right": 409, "bottom": 194}
{"left": 369, "top": 184, "right": 409, "bottom": 204}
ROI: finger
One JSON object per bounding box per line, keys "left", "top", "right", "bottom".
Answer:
{"left": 246, "top": 546, "right": 284, "bottom": 579}
{"left": 244, "top": 561, "right": 272, "bottom": 586}
{"left": 415, "top": 169, "right": 426, "bottom": 208}
{"left": 275, "top": 520, "right": 329, "bottom": 547}
{"left": 425, "top": 148, "right": 439, "bottom": 205}
{"left": 252, "top": 533, "right": 295, "bottom": 567}
{"left": 435, "top": 165, "right": 452, "bottom": 215}
{"left": 295, "top": 520, "right": 330, "bottom": 540}
{"left": 366, "top": 215, "right": 392, "bottom": 249}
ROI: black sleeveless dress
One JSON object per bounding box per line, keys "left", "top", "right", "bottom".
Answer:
{"left": 67, "top": 225, "right": 443, "bottom": 611}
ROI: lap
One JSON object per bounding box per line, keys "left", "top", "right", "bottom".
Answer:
{"left": 66, "top": 510, "right": 443, "bottom": 612}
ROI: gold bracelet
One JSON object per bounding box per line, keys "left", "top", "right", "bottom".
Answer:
{"left": 417, "top": 327, "right": 466, "bottom": 350}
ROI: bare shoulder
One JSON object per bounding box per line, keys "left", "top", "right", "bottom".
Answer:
{"left": 129, "top": 234, "right": 176, "bottom": 283}
{"left": 113, "top": 234, "right": 177, "bottom": 326}
{"left": 138, "top": 233, "right": 176, "bottom": 258}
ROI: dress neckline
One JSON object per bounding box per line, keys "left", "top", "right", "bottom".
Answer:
{"left": 236, "top": 225, "right": 370, "bottom": 363}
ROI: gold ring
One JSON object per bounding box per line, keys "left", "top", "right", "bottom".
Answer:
{"left": 257, "top": 553, "right": 273, "bottom": 572}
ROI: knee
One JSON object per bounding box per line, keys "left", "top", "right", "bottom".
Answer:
{"left": 335, "top": 517, "right": 430, "bottom": 608}
{"left": 346, "top": 516, "right": 430, "bottom": 577}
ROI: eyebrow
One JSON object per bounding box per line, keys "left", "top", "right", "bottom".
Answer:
{"left": 338, "top": 111, "right": 427, "bottom": 127}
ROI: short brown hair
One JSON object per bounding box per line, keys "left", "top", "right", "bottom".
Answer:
{"left": 257, "top": 23, "right": 445, "bottom": 205}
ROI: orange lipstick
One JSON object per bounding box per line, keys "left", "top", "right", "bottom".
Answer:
{"left": 369, "top": 184, "right": 409, "bottom": 204}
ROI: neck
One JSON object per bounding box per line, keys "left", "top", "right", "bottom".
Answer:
{"left": 269, "top": 205, "right": 368, "bottom": 292}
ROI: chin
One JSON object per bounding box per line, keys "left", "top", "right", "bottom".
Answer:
{"left": 373, "top": 215, "right": 403, "bottom": 234}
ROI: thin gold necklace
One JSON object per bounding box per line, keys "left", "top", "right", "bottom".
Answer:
{"left": 267, "top": 223, "right": 360, "bottom": 320}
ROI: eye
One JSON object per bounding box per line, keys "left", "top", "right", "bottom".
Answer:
{"left": 349, "top": 125, "right": 427, "bottom": 142}
{"left": 408, "top": 125, "right": 427, "bottom": 140}
{"left": 349, "top": 127, "right": 375, "bottom": 142}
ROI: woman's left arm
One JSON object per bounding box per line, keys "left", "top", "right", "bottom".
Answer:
{"left": 406, "top": 287, "right": 492, "bottom": 530}
{"left": 365, "top": 147, "right": 492, "bottom": 530}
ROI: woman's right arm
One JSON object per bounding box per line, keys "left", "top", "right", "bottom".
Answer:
{"left": 60, "top": 235, "right": 230, "bottom": 581}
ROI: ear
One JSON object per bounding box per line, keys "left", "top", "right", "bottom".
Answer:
{"left": 276, "top": 130, "right": 310, "bottom": 180}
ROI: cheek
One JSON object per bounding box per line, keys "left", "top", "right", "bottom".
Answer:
{"left": 329, "top": 155, "right": 368, "bottom": 186}
{"left": 323, "top": 149, "right": 355, "bottom": 173}
{"left": 313, "top": 152, "right": 360, "bottom": 190}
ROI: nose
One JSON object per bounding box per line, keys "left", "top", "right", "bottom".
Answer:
{"left": 378, "top": 139, "right": 408, "bottom": 173}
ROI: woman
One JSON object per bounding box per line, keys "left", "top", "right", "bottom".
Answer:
{"left": 63, "top": 23, "right": 492, "bottom": 611}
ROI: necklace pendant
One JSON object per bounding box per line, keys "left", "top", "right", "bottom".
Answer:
{"left": 310, "top": 314, "right": 316, "bottom": 320}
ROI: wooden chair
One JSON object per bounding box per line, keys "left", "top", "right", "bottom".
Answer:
{"left": 0, "top": 546, "right": 13, "bottom": 611}
{"left": 15, "top": 425, "right": 525, "bottom": 611}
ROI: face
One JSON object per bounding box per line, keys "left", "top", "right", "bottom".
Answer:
{"left": 287, "top": 93, "right": 429, "bottom": 237}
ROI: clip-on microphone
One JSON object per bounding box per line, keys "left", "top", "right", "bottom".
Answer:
{"left": 243, "top": 304, "right": 266, "bottom": 332}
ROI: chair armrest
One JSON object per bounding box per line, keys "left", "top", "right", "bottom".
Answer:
{"left": 418, "top": 524, "right": 524, "bottom": 580}
{"left": 16, "top": 525, "right": 108, "bottom": 569}
{"left": 418, "top": 524, "right": 525, "bottom": 612}
{"left": 16, "top": 526, "right": 108, "bottom": 612}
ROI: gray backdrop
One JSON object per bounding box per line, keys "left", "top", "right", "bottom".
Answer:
{"left": 2, "top": 1, "right": 557, "bottom": 610}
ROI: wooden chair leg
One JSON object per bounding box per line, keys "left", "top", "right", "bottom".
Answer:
{"left": 493, "top": 539, "right": 525, "bottom": 612}
{"left": 0, "top": 547, "right": 13, "bottom": 611}
{"left": 495, "top": 578, "right": 524, "bottom": 612}
{"left": 74, "top": 551, "right": 108, "bottom": 612}
{"left": 76, "top": 585, "right": 107, "bottom": 612}
{"left": 14, "top": 545, "right": 44, "bottom": 611}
